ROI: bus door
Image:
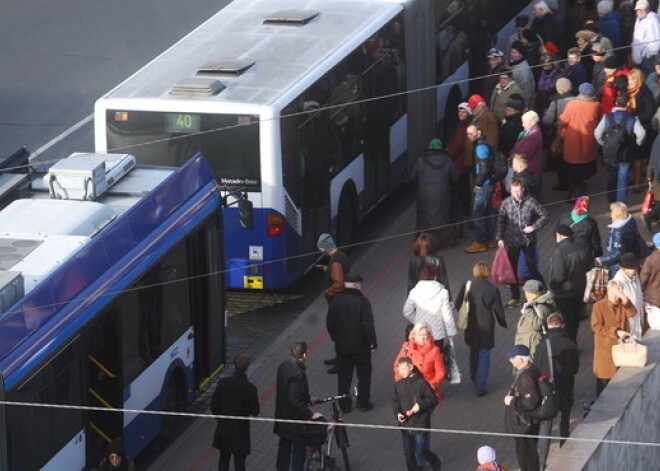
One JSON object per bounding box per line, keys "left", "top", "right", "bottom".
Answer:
{"left": 86, "top": 310, "right": 123, "bottom": 464}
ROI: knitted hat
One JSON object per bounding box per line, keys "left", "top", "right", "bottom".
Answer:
{"left": 317, "top": 233, "right": 336, "bottom": 251}
{"left": 579, "top": 82, "right": 595, "bottom": 95}
{"left": 574, "top": 196, "right": 590, "bottom": 215}
{"left": 467, "top": 94, "right": 486, "bottom": 109}
{"left": 506, "top": 344, "right": 531, "bottom": 358}
{"left": 603, "top": 56, "right": 618, "bottom": 69}
{"left": 556, "top": 77, "right": 572, "bottom": 94}
{"left": 477, "top": 446, "right": 497, "bottom": 464}
{"left": 506, "top": 96, "right": 525, "bottom": 112}
{"left": 458, "top": 102, "right": 473, "bottom": 115}
{"left": 428, "top": 138, "right": 443, "bottom": 150}
{"left": 523, "top": 279, "right": 546, "bottom": 294}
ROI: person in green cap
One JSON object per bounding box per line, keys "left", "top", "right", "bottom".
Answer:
{"left": 410, "top": 138, "right": 460, "bottom": 248}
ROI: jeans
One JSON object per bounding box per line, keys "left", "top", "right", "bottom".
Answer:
{"left": 607, "top": 163, "right": 630, "bottom": 204}
{"left": 506, "top": 244, "right": 544, "bottom": 299}
{"left": 469, "top": 348, "right": 491, "bottom": 395}
{"left": 276, "top": 437, "right": 306, "bottom": 471}
{"left": 472, "top": 185, "right": 495, "bottom": 244}
{"left": 402, "top": 432, "right": 428, "bottom": 468}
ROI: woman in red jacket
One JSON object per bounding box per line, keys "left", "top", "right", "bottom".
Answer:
{"left": 393, "top": 322, "right": 446, "bottom": 402}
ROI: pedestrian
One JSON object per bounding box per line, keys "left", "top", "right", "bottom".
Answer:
{"left": 447, "top": 102, "right": 473, "bottom": 218}
{"left": 411, "top": 139, "right": 460, "bottom": 247}
{"left": 509, "top": 41, "right": 535, "bottom": 108}
{"left": 504, "top": 344, "right": 541, "bottom": 471}
{"left": 644, "top": 56, "right": 660, "bottom": 102}
{"left": 542, "top": 77, "right": 575, "bottom": 190}
{"left": 394, "top": 322, "right": 446, "bottom": 403}
{"left": 510, "top": 111, "right": 543, "bottom": 183}
{"left": 612, "top": 253, "right": 645, "bottom": 339}
{"left": 407, "top": 232, "right": 451, "bottom": 298}
{"left": 465, "top": 124, "right": 497, "bottom": 253}
{"left": 584, "top": 22, "right": 614, "bottom": 56}
{"left": 484, "top": 48, "right": 508, "bottom": 101}
{"left": 567, "top": 0, "right": 597, "bottom": 44}
{"left": 548, "top": 225, "right": 591, "bottom": 342}
{"left": 393, "top": 356, "right": 443, "bottom": 471}
{"left": 473, "top": 445, "right": 508, "bottom": 470}
{"left": 464, "top": 95, "right": 500, "bottom": 171}
{"left": 510, "top": 154, "right": 538, "bottom": 199}
{"left": 632, "top": 0, "right": 660, "bottom": 76}
{"left": 590, "top": 280, "right": 636, "bottom": 397}
{"left": 596, "top": 202, "right": 640, "bottom": 276}
{"left": 98, "top": 438, "right": 135, "bottom": 471}
{"left": 327, "top": 274, "right": 377, "bottom": 413}
{"left": 515, "top": 280, "right": 556, "bottom": 359}
{"left": 211, "top": 354, "right": 260, "bottom": 471}
{"left": 496, "top": 179, "right": 550, "bottom": 306}
{"left": 499, "top": 95, "right": 525, "bottom": 159}
{"left": 534, "top": 313, "right": 579, "bottom": 444}
{"left": 274, "top": 342, "right": 323, "bottom": 471}
{"left": 490, "top": 69, "right": 524, "bottom": 122}
{"left": 557, "top": 196, "right": 603, "bottom": 259}
{"left": 564, "top": 48, "right": 587, "bottom": 96}
{"left": 641, "top": 233, "right": 660, "bottom": 310}
{"left": 535, "top": 53, "right": 565, "bottom": 118}
{"left": 456, "top": 261, "right": 507, "bottom": 397}
{"left": 596, "top": 0, "right": 621, "bottom": 50}
{"left": 558, "top": 82, "right": 603, "bottom": 198}
{"left": 575, "top": 30, "right": 595, "bottom": 83}
{"left": 404, "top": 265, "right": 457, "bottom": 355}
{"left": 645, "top": 133, "right": 660, "bottom": 229}
{"left": 600, "top": 56, "right": 629, "bottom": 115}
{"left": 591, "top": 44, "right": 607, "bottom": 98}
{"left": 506, "top": 15, "right": 531, "bottom": 58}
{"left": 626, "top": 67, "right": 656, "bottom": 191}
{"left": 531, "top": 1, "right": 564, "bottom": 55}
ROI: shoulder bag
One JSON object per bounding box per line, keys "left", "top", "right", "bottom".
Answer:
{"left": 612, "top": 338, "right": 647, "bottom": 368}
{"left": 457, "top": 280, "right": 471, "bottom": 330}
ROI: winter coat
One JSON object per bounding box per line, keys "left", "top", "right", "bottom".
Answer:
{"left": 407, "top": 254, "right": 451, "bottom": 300}
{"left": 496, "top": 194, "right": 550, "bottom": 248}
{"left": 648, "top": 134, "right": 660, "bottom": 201}
{"left": 548, "top": 237, "right": 591, "bottom": 299}
{"left": 327, "top": 288, "right": 377, "bottom": 353}
{"left": 274, "top": 358, "right": 314, "bottom": 440}
{"left": 613, "top": 269, "right": 645, "bottom": 340}
{"left": 510, "top": 125, "right": 543, "bottom": 180}
{"left": 211, "top": 371, "right": 260, "bottom": 455}
{"left": 412, "top": 150, "right": 460, "bottom": 231}
{"left": 325, "top": 249, "right": 350, "bottom": 298}
{"left": 559, "top": 97, "right": 603, "bottom": 164}
{"left": 394, "top": 338, "right": 446, "bottom": 402}
{"left": 392, "top": 368, "right": 436, "bottom": 430}
{"left": 565, "top": 63, "right": 587, "bottom": 95}
{"left": 535, "top": 67, "right": 565, "bottom": 115}
{"left": 631, "top": 84, "right": 656, "bottom": 158}
{"left": 483, "top": 62, "right": 508, "bottom": 104}
{"left": 446, "top": 120, "right": 469, "bottom": 174}
{"left": 641, "top": 249, "right": 660, "bottom": 307}
{"left": 504, "top": 365, "right": 541, "bottom": 434}
{"left": 499, "top": 112, "right": 523, "bottom": 157}
{"left": 558, "top": 211, "right": 603, "bottom": 259}
{"left": 535, "top": 328, "right": 579, "bottom": 412}
{"left": 465, "top": 110, "right": 499, "bottom": 167}
{"left": 510, "top": 59, "right": 535, "bottom": 108}
{"left": 456, "top": 277, "right": 506, "bottom": 350}
{"left": 600, "top": 216, "right": 639, "bottom": 268}
{"left": 542, "top": 94, "right": 576, "bottom": 128}
{"left": 591, "top": 298, "right": 636, "bottom": 379}
{"left": 404, "top": 280, "right": 457, "bottom": 342}
{"left": 490, "top": 80, "right": 524, "bottom": 121}
{"left": 598, "top": 11, "right": 622, "bottom": 49}
{"left": 601, "top": 69, "right": 630, "bottom": 115}
{"left": 531, "top": 12, "right": 563, "bottom": 51}
{"left": 514, "top": 291, "right": 556, "bottom": 359}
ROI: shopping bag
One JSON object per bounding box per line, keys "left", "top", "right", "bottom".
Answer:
{"left": 457, "top": 281, "right": 471, "bottom": 330}
{"left": 491, "top": 246, "right": 516, "bottom": 285}
{"left": 612, "top": 338, "right": 647, "bottom": 368}
{"left": 491, "top": 182, "right": 503, "bottom": 212}
{"left": 583, "top": 267, "right": 609, "bottom": 303}
{"left": 641, "top": 181, "right": 655, "bottom": 216}
{"left": 445, "top": 338, "right": 461, "bottom": 384}
{"left": 646, "top": 305, "right": 660, "bottom": 330}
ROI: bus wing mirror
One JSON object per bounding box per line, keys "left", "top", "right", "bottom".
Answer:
{"left": 238, "top": 197, "right": 253, "bottom": 230}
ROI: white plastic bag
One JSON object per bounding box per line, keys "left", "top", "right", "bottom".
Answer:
{"left": 446, "top": 338, "right": 461, "bottom": 384}
{"left": 647, "top": 305, "right": 660, "bottom": 330}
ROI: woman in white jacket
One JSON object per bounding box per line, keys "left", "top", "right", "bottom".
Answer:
{"left": 403, "top": 265, "right": 457, "bottom": 352}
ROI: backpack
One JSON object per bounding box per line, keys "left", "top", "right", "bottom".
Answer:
{"left": 528, "top": 375, "right": 559, "bottom": 421}
{"left": 601, "top": 113, "right": 635, "bottom": 164}
{"left": 489, "top": 147, "right": 509, "bottom": 182}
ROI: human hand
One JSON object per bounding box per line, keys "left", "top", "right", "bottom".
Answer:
{"left": 309, "top": 396, "right": 317, "bottom": 405}
{"left": 312, "top": 412, "right": 324, "bottom": 420}
{"left": 315, "top": 264, "right": 327, "bottom": 272}
{"left": 504, "top": 395, "right": 514, "bottom": 406}
{"left": 498, "top": 240, "right": 504, "bottom": 248}
{"left": 397, "top": 413, "right": 406, "bottom": 423}
{"left": 411, "top": 403, "right": 420, "bottom": 414}
{"left": 522, "top": 226, "right": 535, "bottom": 234}
{"left": 595, "top": 257, "right": 601, "bottom": 265}
{"left": 616, "top": 330, "right": 630, "bottom": 339}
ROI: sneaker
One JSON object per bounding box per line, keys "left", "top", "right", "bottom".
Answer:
{"left": 485, "top": 240, "right": 497, "bottom": 249}
{"left": 464, "top": 242, "right": 487, "bottom": 253}
{"left": 357, "top": 402, "right": 374, "bottom": 412}
{"left": 505, "top": 298, "right": 520, "bottom": 308}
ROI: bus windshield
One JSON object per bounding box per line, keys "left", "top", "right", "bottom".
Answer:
{"left": 106, "top": 110, "right": 261, "bottom": 190}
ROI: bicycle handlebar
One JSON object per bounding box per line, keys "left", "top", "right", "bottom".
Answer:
{"left": 312, "top": 387, "right": 358, "bottom": 405}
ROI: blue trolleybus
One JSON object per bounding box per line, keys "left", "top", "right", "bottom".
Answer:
{"left": 0, "top": 152, "right": 225, "bottom": 470}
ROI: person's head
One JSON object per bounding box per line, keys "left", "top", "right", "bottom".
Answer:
{"left": 567, "top": 47, "right": 581, "bottom": 66}
{"left": 540, "top": 53, "right": 556, "bottom": 70}
{"left": 487, "top": 47, "right": 504, "bottom": 68}
{"left": 428, "top": 138, "right": 443, "bottom": 150}
{"left": 515, "top": 15, "right": 530, "bottom": 30}
{"left": 635, "top": 0, "right": 650, "bottom": 18}
{"left": 615, "top": 92, "right": 629, "bottom": 108}
{"left": 505, "top": 94, "right": 525, "bottom": 115}
{"left": 534, "top": 1, "right": 551, "bottom": 17}
{"left": 414, "top": 232, "right": 437, "bottom": 257}
{"left": 498, "top": 69, "right": 513, "bottom": 88}
{"left": 521, "top": 110, "right": 539, "bottom": 130}
{"left": 603, "top": 55, "right": 618, "bottom": 76}
{"left": 607, "top": 279, "right": 623, "bottom": 302}
{"left": 523, "top": 279, "right": 546, "bottom": 303}
{"left": 344, "top": 273, "right": 364, "bottom": 289}
{"left": 477, "top": 445, "right": 498, "bottom": 465}
{"left": 290, "top": 341, "right": 308, "bottom": 361}
{"left": 556, "top": 224, "right": 574, "bottom": 243}
{"left": 509, "top": 42, "right": 524, "bottom": 61}
{"left": 418, "top": 264, "right": 438, "bottom": 281}
{"left": 610, "top": 202, "right": 628, "bottom": 221}
{"left": 234, "top": 354, "right": 250, "bottom": 373}
{"left": 397, "top": 356, "right": 415, "bottom": 378}
{"left": 317, "top": 233, "right": 337, "bottom": 254}
{"left": 628, "top": 67, "right": 645, "bottom": 88}
{"left": 578, "top": 82, "right": 596, "bottom": 96}
{"left": 458, "top": 102, "right": 473, "bottom": 121}
{"left": 466, "top": 124, "right": 482, "bottom": 142}
{"left": 520, "top": 28, "right": 536, "bottom": 46}
{"left": 510, "top": 179, "right": 525, "bottom": 200}
{"left": 472, "top": 260, "right": 491, "bottom": 279}
{"left": 409, "top": 322, "right": 433, "bottom": 345}
{"left": 506, "top": 344, "right": 532, "bottom": 369}
{"left": 620, "top": 252, "right": 640, "bottom": 276}
{"left": 597, "top": 0, "right": 614, "bottom": 17}
{"left": 575, "top": 30, "right": 590, "bottom": 49}
{"left": 555, "top": 77, "right": 572, "bottom": 95}
{"left": 106, "top": 438, "right": 127, "bottom": 469}
{"left": 546, "top": 312, "right": 565, "bottom": 328}
{"left": 512, "top": 154, "right": 529, "bottom": 172}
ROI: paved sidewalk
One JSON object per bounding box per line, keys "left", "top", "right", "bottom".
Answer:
{"left": 148, "top": 171, "right": 650, "bottom": 471}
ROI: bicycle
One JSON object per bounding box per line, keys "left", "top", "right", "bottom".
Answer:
{"left": 303, "top": 389, "right": 356, "bottom": 471}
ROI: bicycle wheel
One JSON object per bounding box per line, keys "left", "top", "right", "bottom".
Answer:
{"left": 333, "top": 427, "right": 350, "bottom": 471}
{"left": 339, "top": 445, "right": 350, "bottom": 471}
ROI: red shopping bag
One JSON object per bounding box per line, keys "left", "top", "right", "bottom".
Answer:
{"left": 491, "top": 245, "right": 517, "bottom": 285}
{"left": 641, "top": 181, "right": 654, "bottom": 216}
{"left": 491, "top": 182, "right": 503, "bottom": 212}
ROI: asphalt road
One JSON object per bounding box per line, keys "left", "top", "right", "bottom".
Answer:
{"left": 0, "top": 0, "right": 226, "bottom": 163}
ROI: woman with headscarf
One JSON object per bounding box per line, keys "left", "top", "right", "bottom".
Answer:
{"left": 627, "top": 67, "right": 656, "bottom": 191}
{"left": 558, "top": 196, "right": 603, "bottom": 259}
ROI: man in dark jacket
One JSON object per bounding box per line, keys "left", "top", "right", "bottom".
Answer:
{"left": 274, "top": 342, "right": 323, "bottom": 471}
{"left": 548, "top": 225, "right": 591, "bottom": 342}
{"left": 504, "top": 344, "right": 541, "bottom": 471}
{"left": 211, "top": 354, "right": 260, "bottom": 471}
{"left": 499, "top": 95, "right": 525, "bottom": 156}
{"left": 393, "top": 356, "right": 442, "bottom": 471}
{"left": 411, "top": 138, "right": 460, "bottom": 248}
{"left": 465, "top": 124, "right": 496, "bottom": 253}
{"left": 535, "top": 313, "right": 579, "bottom": 443}
{"left": 496, "top": 179, "right": 550, "bottom": 306}
{"left": 327, "top": 274, "right": 378, "bottom": 412}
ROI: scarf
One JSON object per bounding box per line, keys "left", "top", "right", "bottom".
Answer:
{"left": 627, "top": 81, "right": 642, "bottom": 114}
{"left": 518, "top": 129, "right": 530, "bottom": 140}
{"left": 538, "top": 68, "right": 559, "bottom": 92}
{"left": 570, "top": 209, "right": 589, "bottom": 224}
{"left": 510, "top": 56, "right": 525, "bottom": 67}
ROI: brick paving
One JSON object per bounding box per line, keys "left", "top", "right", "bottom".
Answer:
{"left": 147, "top": 169, "right": 651, "bottom": 471}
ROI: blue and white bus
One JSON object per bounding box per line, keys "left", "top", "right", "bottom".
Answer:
{"left": 94, "top": 0, "right": 539, "bottom": 290}
{"left": 0, "top": 152, "right": 225, "bottom": 470}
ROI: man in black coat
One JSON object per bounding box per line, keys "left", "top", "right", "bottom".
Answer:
{"left": 535, "top": 313, "right": 579, "bottom": 442}
{"left": 410, "top": 138, "right": 460, "bottom": 247}
{"left": 327, "top": 274, "right": 378, "bottom": 412}
{"left": 498, "top": 94, "right": 525, "bottom": 156}
{"left": 547, "top": 225, "right": 591, "bottom": 342}
{"left": 211, "top": 354, "right": 260, "bottom": 471}
{"left": 274, "top": 342, "right": 323, "bottom": 471}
